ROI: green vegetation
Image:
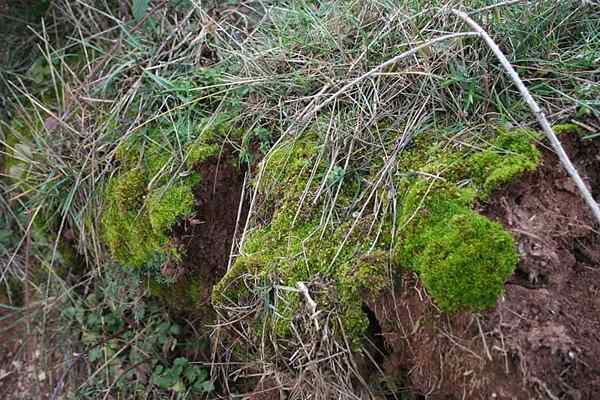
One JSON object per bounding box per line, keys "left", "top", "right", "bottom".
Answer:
{"left": 1, "top": 0, "right": 597, "bottom": 398}
{"left": 215, "top": 127, "right": 540, "bottom": 339}
{"left": 468, "top": 129, "right": 541, "bottom": 196}
{"left": 101, "top": 168, "right": 195, "bottom": 269}
{"left": 60, "top": 267, "right": 213, "bottom": 398}
{"left": 394, "top": 181, "right": 516, "bottom": 312}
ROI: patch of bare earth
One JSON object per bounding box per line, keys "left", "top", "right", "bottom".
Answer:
{"left": 171, "top": 149, "right": 248, "bottom": 306}
{"left": 371, "top": 133, "right": 600, "bottom": 399}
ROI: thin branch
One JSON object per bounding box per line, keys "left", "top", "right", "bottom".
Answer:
{"left": 452, "top": 9, "right": 600, "bottom": 227}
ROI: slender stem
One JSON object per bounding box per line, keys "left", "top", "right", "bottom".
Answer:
{"left": 452, "top": 9, "right": 600, "bottom": 227}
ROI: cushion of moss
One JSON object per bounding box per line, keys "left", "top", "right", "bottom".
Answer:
{"left": 102, "top": 170, "right": 195, "bottom": 268}
{"left": 214, "top": 135, "right": 388, "bottom": 340}
{"left": 101, "top": 117, "right": 239, "bottom": 269}
{"left": 148, "top": 183, "right": 195, "bottom": 233}
{"left": 467, "top": 128, "right": 541, "bottom": 196}
{"left": 215, "top": 126, "right": 538, "bottom": 342}
{"left": 395, "top": 178, "right": 517, "bottom": 312}
{"left": 418, "top": 212, "right": 516, "bottom": 312}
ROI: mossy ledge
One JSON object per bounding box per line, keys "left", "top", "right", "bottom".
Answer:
{"left": 213, "top": 126, "right": 541, "bottom": 343}
{"left": 101, "top": 117, "right": 240, "bottom": 270}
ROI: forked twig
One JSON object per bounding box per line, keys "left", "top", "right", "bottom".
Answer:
{"left": 452, "top": 9, "right": 600, "bottom": 226}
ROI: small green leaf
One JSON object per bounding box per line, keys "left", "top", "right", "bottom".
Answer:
{"left": 169, "top": 324, "right": 182, "bottom": 336}
{"left": 132, "top": 0, "right": 151, "bottom": 21}
{"left": 89, "top": 347, "right": 103, "bottom": 362}
{"left": 172, "top": 380, "right": 186, "bottom": 393}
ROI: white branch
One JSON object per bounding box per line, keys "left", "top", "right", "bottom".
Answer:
{"left": 452, "top": 9, "right": 600, "bottom": 227}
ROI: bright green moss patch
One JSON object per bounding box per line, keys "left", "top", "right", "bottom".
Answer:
{"left": 113, "top": 169, "right": 146, "bottom": 212}
{"left": 418, "top": 213, "right": 517, "bottom": 312}
{"left": 186, "top": 143, "right": 220, "bottom": 167}
{"left": 102, "top": 173, "right": 163, "bottom": 268}
{"left": 102, "top": 163, "right": 196, "bottom": 268}
{"left": 148, "top": 183, "right": 195, "bottom": 233}
{"left": 213, "top": 126, "right": 540, "bottom": 344}
{"left": 467, "top": 129, "right": 541, "bottom": 196}
{"left": 552, "top": 123, "right": 582, "bottom": 136}
{"left": 338, "top": 252, "right": 388, "bottom": 339}
{"left": 214, "top": 135, "right": 387, "bottom": 341}
{"left": 390, "top": 129, "right": 539, "bottom": 312}
{"left": 394, "top": 180, "right": 476, "bottom": 269}
{"left": 394, "top": 176, "right": 518, "bottom": 312}
{"left": 102, "top": 114, "right": 249, "bottom": 270}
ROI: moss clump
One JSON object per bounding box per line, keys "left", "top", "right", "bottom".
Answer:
{"left": 211, "top": 255, "right": 263, "bottom": 306}
{"left": 395, "top": 179, "right": 517, "bottom": 313}
{"left": 148, "top": 183, "right": 195, "bottom": 233}
{"left": 552, "top": 123, "right": 582, "bottom": 136}
{"left": 214, "top": 135, "right": 387, "bottom": 341}
{"left": 186, "top": 143, "right": 220, "bottom": 168}
{"left": 418, "top": 213, "right": 516, "bottom": 312}
{"left": 102, "top": 169, "right": 196, "bottom": 268}
{"left": 338, "top": 252, "right": 388, "bottom": 339}
{"left": 113, "top": 169, "right": 146, "bottom": 212}
{"left": 102, "top": 173, "right": 161, "bottom": 268}
{"left": 467, "top": 129, "right": 541, "bottom": 196}
{"left": 215, "top": 126, "right": 539, "bottom": 344}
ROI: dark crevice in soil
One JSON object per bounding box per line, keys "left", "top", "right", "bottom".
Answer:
{"left": 172, "top": 149, "right": 249, "bottom": 306}
{"left": 362, "top": 303, "right": 387, "bottom": 366}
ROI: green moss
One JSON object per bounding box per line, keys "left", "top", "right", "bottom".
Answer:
{"left": 467, "top": 129, "right": 541, "bottom": 196}
{"left": 148, "top": 183, "right": 195, "bottom": 233}
{"left": 102, "top": 171, "right": 194, "bottom": 268}
{"left": 552, "top": 123, "right": 582, "bottom": 136}
{"left": 418, "top": 213, "right": 516, "bottom": 312}
{"left": 211, "top": 255, "right": 263, "bottom": 306}
{"left": 113, "top": 169, "right": 146, "bottom": 212}
{"left": 338, "top": 252, "right": 388, "bottom": 340}
{"left": 214, "top": 126, "right": 539, "bottom": 345}
{"left": 215, "top": 135, "right": 387, "bottom": 341}
{"left": 394, "top": 178, "right": 517, "bottom": 312}
{"left": 186, "top": 143, "right": 220, "bottom": 168}
{"left": 102, "top": 174, "right": 163, "bottom": 268}
{"left": 145, "top": 144, "right": 173, "bottom": 179}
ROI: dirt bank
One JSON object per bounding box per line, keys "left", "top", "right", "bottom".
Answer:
{"left": 373, "top": 132, "right": 600, "bottom": 399}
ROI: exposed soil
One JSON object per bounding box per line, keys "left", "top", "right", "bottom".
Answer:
{"left": 172, "top": 149, "right": 249, "bottom": 306}
{"left": 372, "top": 132, "right": 600, "bottom": 399}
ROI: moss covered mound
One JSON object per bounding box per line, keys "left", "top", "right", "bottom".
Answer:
{"left": 102, "top": 168, "right": 196, "bottom": 268}
{"left": 214, "top": 126, "right": 542, "bottom": 342}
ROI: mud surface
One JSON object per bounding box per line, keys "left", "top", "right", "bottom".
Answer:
{"left": 373, "top": 133, "right": 600, "bottom": 399}
{"left": 172, "top": 150, "right": 248, "bottom": 305}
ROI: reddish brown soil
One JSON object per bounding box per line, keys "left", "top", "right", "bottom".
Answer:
{"left": 372, "top": 133, "right": 600, "bottom": 399}
{"left": 172, "top": 150, "right": 248, "bottom": 306}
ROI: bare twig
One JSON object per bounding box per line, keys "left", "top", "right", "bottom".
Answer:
{"left": 452, "top": 9, "right": 600, "bottom": 226}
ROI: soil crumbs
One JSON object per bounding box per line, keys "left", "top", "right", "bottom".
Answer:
{"left": 372, "top": 132, "right": 600, "bottom": 400}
